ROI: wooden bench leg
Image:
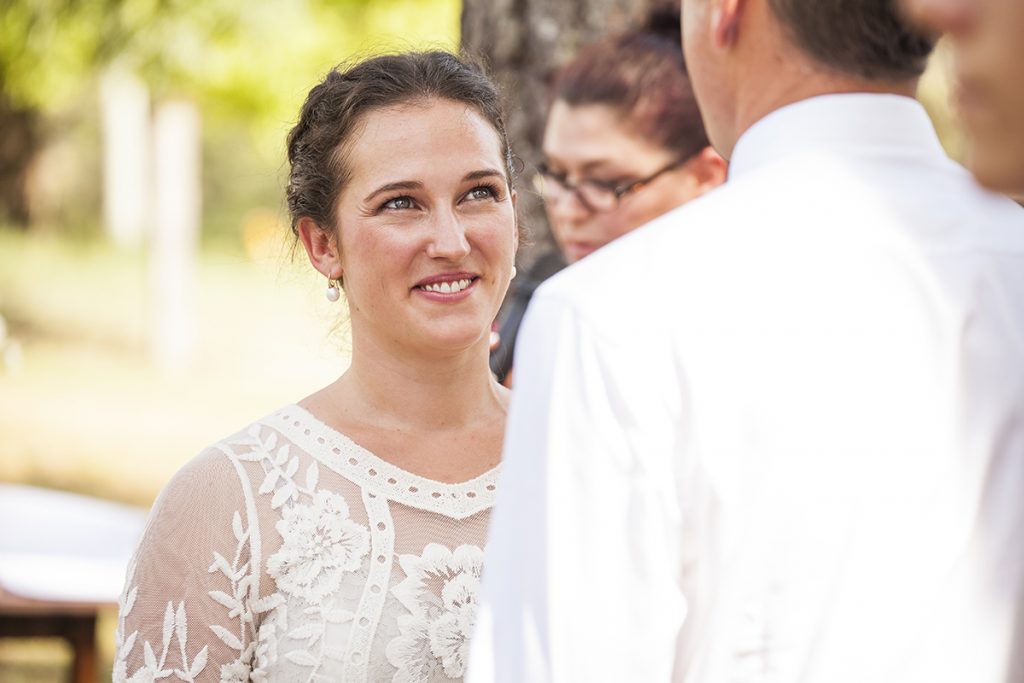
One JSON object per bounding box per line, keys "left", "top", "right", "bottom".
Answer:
{"left": 67, "top": 615, "right": 97, "bottom": 683}
{"left": 0, "top": 614, "right": 98, "bottom": 683}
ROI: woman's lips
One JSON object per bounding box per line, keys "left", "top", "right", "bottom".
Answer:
{"left": 413, "top": 273, "right": 480, "bottom": 301}
{"left": 564, "top": 241, "right": 600, "bottom": 262}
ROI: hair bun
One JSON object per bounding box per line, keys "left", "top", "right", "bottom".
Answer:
{"left": 643, "top": 4, "right": 682, "bottom": 43}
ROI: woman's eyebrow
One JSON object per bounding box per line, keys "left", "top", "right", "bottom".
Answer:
{"left": 363, "top": 169, "right": 504, "bottom": 203}
{"left": 363, "top": 180, "right": 423, "bottom": 204}
{"left": 541, "top": 156, "right": 620, "bottom": 174}
{"left": 463, "top": 168, "right": 505, "bottom": 181}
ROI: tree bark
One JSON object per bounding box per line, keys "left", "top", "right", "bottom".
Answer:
{"left": 461, "top": 0, "right": 659, "bottom": 265}
{"left": 0, "top": 90, "right": 37, "bottom": 228}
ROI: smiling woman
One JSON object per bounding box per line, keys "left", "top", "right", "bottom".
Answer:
{"left": 113, "top": 52, "right": 517, "bottom": 682}
{"left": 306, "top": 97, "right": 517, "bottom": 355}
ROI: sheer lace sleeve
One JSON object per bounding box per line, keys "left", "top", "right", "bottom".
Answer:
{"left": 114, "top": 448, "right": 268, "bottom": 682}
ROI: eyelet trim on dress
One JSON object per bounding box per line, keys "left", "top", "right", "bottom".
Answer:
{"left": 267, "top": 406, "right": 499, "bottom": 520}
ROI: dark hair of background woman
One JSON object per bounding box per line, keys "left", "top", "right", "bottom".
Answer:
{"left": 547, "top": 6, "right": 709, "bottom": 161}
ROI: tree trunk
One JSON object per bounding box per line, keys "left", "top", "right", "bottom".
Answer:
{"left": 0, "top": 90, "right": 37, "bottom": 228}
{"left": 461, "top": 0, "right": 659, "bottom": 265}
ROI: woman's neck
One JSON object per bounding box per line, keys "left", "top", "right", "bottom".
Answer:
{"left": 315, "top": 333, "right": 506, "bottom": 433}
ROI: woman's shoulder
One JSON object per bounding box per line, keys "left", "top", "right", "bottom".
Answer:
{"left": 182, "top": 404, "right": 322, "bottom": 468}
{"left": 149, "top": 406, "right": 310, "bottom": 510}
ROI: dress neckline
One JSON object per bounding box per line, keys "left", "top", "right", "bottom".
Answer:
{"left": 265, "top": 404, "right": 500, "bottom": 520}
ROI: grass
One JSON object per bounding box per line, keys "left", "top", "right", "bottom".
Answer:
{"left": 0, "top": 226, "right": 351, "bottom": 680}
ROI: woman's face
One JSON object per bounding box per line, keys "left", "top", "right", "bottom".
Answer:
{"left": 541, "top": 100, "right": 715, "bottom": 264}
{"left": 333, "top": 98, "right": 517, "bottom": 357}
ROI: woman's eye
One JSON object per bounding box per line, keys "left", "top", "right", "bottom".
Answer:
{"left": 587, "top": 177, "right": 626, "bottom": 191}
{"left": 382, "top": 196, "right": 415, "bottom": 210}
{"left": 467, "top": 184, "right": 499, "bottom": 201}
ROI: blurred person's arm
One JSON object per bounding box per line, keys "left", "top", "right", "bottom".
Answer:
{"left": 469, "top": 291, "right": 687, "bottom": 682}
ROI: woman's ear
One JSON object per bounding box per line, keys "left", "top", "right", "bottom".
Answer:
{"left": 511, "top": 189, "right": 520, "bottom": 254}
{"left": 690, "top": 146, "right": 729, "bottom": 195}
{"left": 297, "top": 216, "right": 342, "bottom": 279}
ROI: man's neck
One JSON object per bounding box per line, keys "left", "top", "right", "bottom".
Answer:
{"left": 724, "top": 46, "right": 920, "bottom": 159}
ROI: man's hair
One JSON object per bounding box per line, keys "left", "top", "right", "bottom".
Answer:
{"left": 768, "top": 0, "right": 936, "bottom": 81}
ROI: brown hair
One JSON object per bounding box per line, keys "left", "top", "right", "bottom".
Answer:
{"left": 286, "top": 51, "right": 514, "bottom": 235}
{"left": 768, "top": 0, "right": 935, "bottom": 81}
{"left": 548, "top": 7, "right": 709, "bottom": 161}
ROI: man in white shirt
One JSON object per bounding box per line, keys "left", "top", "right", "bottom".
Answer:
{"left": 469, "top": 1, "right": 1024, "bottom": 681}
{"left": 903, "top": 0, "right": 1024, "bottom": 198}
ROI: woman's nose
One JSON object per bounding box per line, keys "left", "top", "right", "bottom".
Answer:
{"left": 427, "top": 211, "right": 472, "bottom": 260}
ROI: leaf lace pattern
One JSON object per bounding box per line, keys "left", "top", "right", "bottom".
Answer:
{"left": 115, "top": 407, "right": 496, "bottom": 682}
{"left": 114, "top": 505, "right": 260, "bottom": 682}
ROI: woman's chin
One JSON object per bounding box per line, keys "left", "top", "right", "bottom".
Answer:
{"left": 410, "top": 324, "right": 490, "bottom": 356}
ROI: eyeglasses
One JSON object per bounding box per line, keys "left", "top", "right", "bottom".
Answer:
{"left": 534, "top": 157, "right": 690, "bottom": 213}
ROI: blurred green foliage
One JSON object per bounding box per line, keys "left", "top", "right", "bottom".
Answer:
{"left": 0, "top": 0, "right": 460, "bottom": 241}
{"left": 1, "top": 0, "right": 460, "bottom": 123}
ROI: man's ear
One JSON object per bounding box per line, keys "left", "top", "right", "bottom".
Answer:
{"left": 713, "top": 0, "right": 747, "bottom": 48}
{"left": 689, "top": 146, "right": 729, "bottom": 195}
{"left": 296, "top": 216, "right": 342, "bottom": 279}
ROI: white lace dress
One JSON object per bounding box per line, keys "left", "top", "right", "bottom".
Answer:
{"left": 114, "top": 405, "right": 498, "bottom": 683}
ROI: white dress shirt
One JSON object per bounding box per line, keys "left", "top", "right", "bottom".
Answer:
{"left": 469, "top": 94, "right": 1024, "bottom": 683}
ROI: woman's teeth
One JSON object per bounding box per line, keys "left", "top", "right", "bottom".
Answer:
{"left": 422, "top": 278, "right": 472, "bottom": 294}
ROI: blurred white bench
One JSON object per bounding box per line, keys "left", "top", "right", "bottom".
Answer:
{"left": 0, "top": 484, "right": 146, "bottom": 682}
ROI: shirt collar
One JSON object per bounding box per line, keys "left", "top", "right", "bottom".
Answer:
{"left": 728, "top": 93, "right": 947, "bottom": 180}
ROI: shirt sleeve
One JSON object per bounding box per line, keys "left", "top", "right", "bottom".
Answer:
{"left": 469, "top": 292, "right": 688, "bottom": 682}
{"left": 114, "top": 451, "right": 265, "bottom": 683}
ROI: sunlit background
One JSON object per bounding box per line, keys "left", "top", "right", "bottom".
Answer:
{"left": 0, "top": 1, "right": 961, "bottom": 679}
{"left": 0, "top": 1, "right": 459, "bottom": 679}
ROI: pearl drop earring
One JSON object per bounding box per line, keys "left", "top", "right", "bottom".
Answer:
{"left": 325, "top": 275, "right": 340, "bottom": 302}
{"left": 511, "top": 266, "right": 518, "bottom": 280}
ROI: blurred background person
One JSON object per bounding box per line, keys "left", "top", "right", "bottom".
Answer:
{"left": 902, "top": 0, "right": 1024, "bottom": 197}
{"left": 115, "top": 51, "right": 518, "bottom": 682}
{"left": 539, "top": 8, "right": 725, "bottom": 265}
{"left": 489, "top": 6, "right": 726, "bottom": 385}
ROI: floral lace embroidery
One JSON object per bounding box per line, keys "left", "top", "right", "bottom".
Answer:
{"left": 267, "top": 490, "right": 370, "bottom": 603}
{"left": 239, "top": 426, "right": 370, "bottom": 675}
{"left": 116, "top": 414, "right": 493, "bottom": 683}
{"left": 386, "top": 544, "right": 484, "bottom": 681}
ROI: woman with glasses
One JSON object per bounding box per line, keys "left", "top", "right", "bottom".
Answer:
{"left": 539, "top": 7, "right": 726, "bottom": 263}
{"left": 490, "top": 7, "right": 725, "bottom": 385}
